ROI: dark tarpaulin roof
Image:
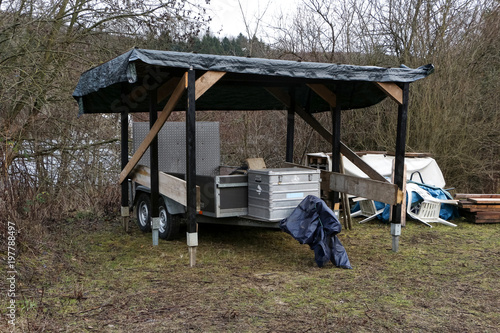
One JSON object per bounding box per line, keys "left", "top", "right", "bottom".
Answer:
{"left": 73, "top": 48, "right": 434, "bottom": 115}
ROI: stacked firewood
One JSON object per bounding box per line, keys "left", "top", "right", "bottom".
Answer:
{"left": 457, "top": 194, "right": 500, "bottom": 223}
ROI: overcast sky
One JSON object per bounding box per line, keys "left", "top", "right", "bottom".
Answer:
{"left": 206, "top": 0, "right": 300, "bottom": 39}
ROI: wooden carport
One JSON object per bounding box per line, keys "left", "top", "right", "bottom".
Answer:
{"left": 73, "top": 48, "right": 434, "bottom": 265}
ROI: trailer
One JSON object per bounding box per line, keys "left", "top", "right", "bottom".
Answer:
{"left": 130, "top": 121, "right": 321, "bottom": 239}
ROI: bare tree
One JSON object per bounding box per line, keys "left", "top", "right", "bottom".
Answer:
{"left": 0, "top": 0, "right": 211, "bottom": 245}
{"left": 268, "top": 0, "right": 499, "bottom": 193}
{"left": 271, "top": 0, "right": 381, "bottom": 63}
{"left": 371, "top": 0, "right": 487, "bottom": 64}
{"left": 236, "top": 0, "right": 271, "bottom": 56}
{"left": 0, "top": 0, "right": 210, "bottom": 178}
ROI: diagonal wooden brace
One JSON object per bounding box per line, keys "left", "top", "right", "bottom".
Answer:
{"left": 265, "top": 87, "right": 388, "bottom": 183}
{"left": 374, "top": 82, "right": 403, "bottom": 105}
{"left": 307, "top": 83, "right": 337, "bottom": 107}
{"left": 119, "top": 71, "right": 226, "bottom": 184}
{"left": 119, "top": 73, "right": 188, "bottom": 184}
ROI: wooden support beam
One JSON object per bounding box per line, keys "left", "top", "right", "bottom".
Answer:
{"left": 329, "top": 172, "right": 403, "bottom": 205}
{"left": 298, "top": 107, "right": 388, "bottom": 183}
{"left": 187, "top": 69, "right": 198, "bottom": 267}
{"left": 391, "top": 82, "right": 410, "bottom": 226}
{"left": 119, "top": 73, "right": 188, "bottom": 184}
{"left": 195, "top": 71, "right": 226, "bottom": 100}
{"left": 374, "top": 82, "right": 403, "bottom": 105}
{"left": 120, "top": 110, "right": 129, "bottom": 232}
{"left": 339, "top": 143, "right": 388, "bottom": 183}
{"left": 330, "top": 103, "right": 341, "bottom": 211}
{"left": 286, "top": 87, "right": 295, "bottom": 163}
{"left": 130, "top": 165, "right": 200, "bottom": 211}
{"left": 331, "top": 104, "right": 341, "bottom": 173}
{"left": 390, "top": 82, "right": 409, "bottom": 252}
{"left": 120, "top": 111, "right": 129, "bottom": 207}
{"left": 400, "top": 164, "right": 408, "bottom": 226}
{"left": 157, "top": 71, "right": 225, "bottom": 103}
{"left": 307, "top": 84, "right": 337, "bottom": 107}
{"left": 265, "top": 86, "right": 291, "bottom": 107}
{"left": 157, "top": 77, "right": 181, "bottom": 103}
{"left": 340, "top": 156, "right": 353, "bottom": 230}
{"left": 120, "top": 70, "right": 226, "bottom": 184}
{"left": 186, "top": 69, "right": 197, "bottom": 235}
{"left": 389, "top": 162, "right": 408, "bottom": 225}
{"left": 265, "top": 87, "right": 388, "bottom": 183}
{"left": 149, "top": 90, "right": 160, "bottom": 246}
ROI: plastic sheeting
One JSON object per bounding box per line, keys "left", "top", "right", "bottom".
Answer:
{"left": 73, "top": 48, "right": 434, "bottom": 115}
{"left": 280, "top": 195, "right": 352, "bottom": 269}
{"left": 343, "top": 154, "right": 446, "bottom": 188}
{"left": 307, "top": 152, "right": 446, "bottom": 188}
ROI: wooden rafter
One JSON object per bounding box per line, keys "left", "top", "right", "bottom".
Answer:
{"left": 307, "top": 83, "right": 337, "bottom": 107}
{"left": 157, "top": 77, "right": 181, "bottom": 103}
{"left": 374, "top": 82, "right": 403, "bottom": 105}
{"left": 195, "top": 71, "right": 226, "bottom": 99}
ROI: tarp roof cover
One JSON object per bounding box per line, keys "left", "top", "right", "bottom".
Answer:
{"left": 73, "top": 48, "right": 434, "bottom": 114}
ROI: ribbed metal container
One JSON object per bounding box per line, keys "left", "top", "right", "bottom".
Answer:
{"left": 247, "top": 168, "right": 321, "bottom": 221}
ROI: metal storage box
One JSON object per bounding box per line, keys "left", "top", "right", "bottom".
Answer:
{"left": 197, "top": 174, "right": 248, "bottom": 218}
{"left": 247, "top": 168, "right": 321, "bottom": 221}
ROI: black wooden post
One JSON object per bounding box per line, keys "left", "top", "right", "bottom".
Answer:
{"left": 286, "top": 87, "right": 295, "bottom": 163}
{"left": 331, "top": 103, "right": 341, "bottom": 216}
{"left": 186, "top": 69, "right": 198, "bottom": 266}
{"left": 391, "top": 82, "right": 410, "bottom": 252}
{"left": 149, "top": 89, "right": 160, "bottom": 246}
{"left": 120, "top": 110, "right": 129, "bottom": 232}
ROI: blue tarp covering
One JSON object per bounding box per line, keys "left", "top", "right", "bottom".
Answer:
{"left": 280, "top": 195, "right": 352, "bottom": 269}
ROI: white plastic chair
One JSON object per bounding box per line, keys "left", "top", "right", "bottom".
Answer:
{"left": 406, "top": 183, "right": 458, "bottom": 227}
{"left": 352, "top": 199, "right": 385, "bottom": 224}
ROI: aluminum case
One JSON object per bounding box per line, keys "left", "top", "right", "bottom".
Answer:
{"left": 247, "top": 168, "right": 321, "bottom": 221}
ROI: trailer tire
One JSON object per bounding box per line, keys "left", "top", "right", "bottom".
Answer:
{"left": 158, "top": 199, "right": 180, "bottom": 240}
{"left": 136, "top": 193, "right": 152, "bottom": 232}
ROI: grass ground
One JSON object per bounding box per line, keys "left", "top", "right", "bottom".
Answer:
{"left": 2, "top": 215, "right": 499, "bottom": 332}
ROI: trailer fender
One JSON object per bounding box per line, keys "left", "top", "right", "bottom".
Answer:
{"left": 162, "top": 196, "right": 186, "bottom": 215}
{"left": 134, "top": 185, "right": 186, "bottom": 215}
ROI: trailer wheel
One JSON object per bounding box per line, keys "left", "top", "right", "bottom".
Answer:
{"left": 158, "top": 199, "right": 180, "bottom": 240}
{"left": 136, "top": 193, "right": 152, "bottom": 232}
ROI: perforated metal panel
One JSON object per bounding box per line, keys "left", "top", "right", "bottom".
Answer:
{"left": 133, "top": 122, "right": 220, "bottom": 176}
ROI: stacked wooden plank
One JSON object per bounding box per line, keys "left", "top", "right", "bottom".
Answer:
{"left": 457, "top": 194, "right": 500, "bottom": 223}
